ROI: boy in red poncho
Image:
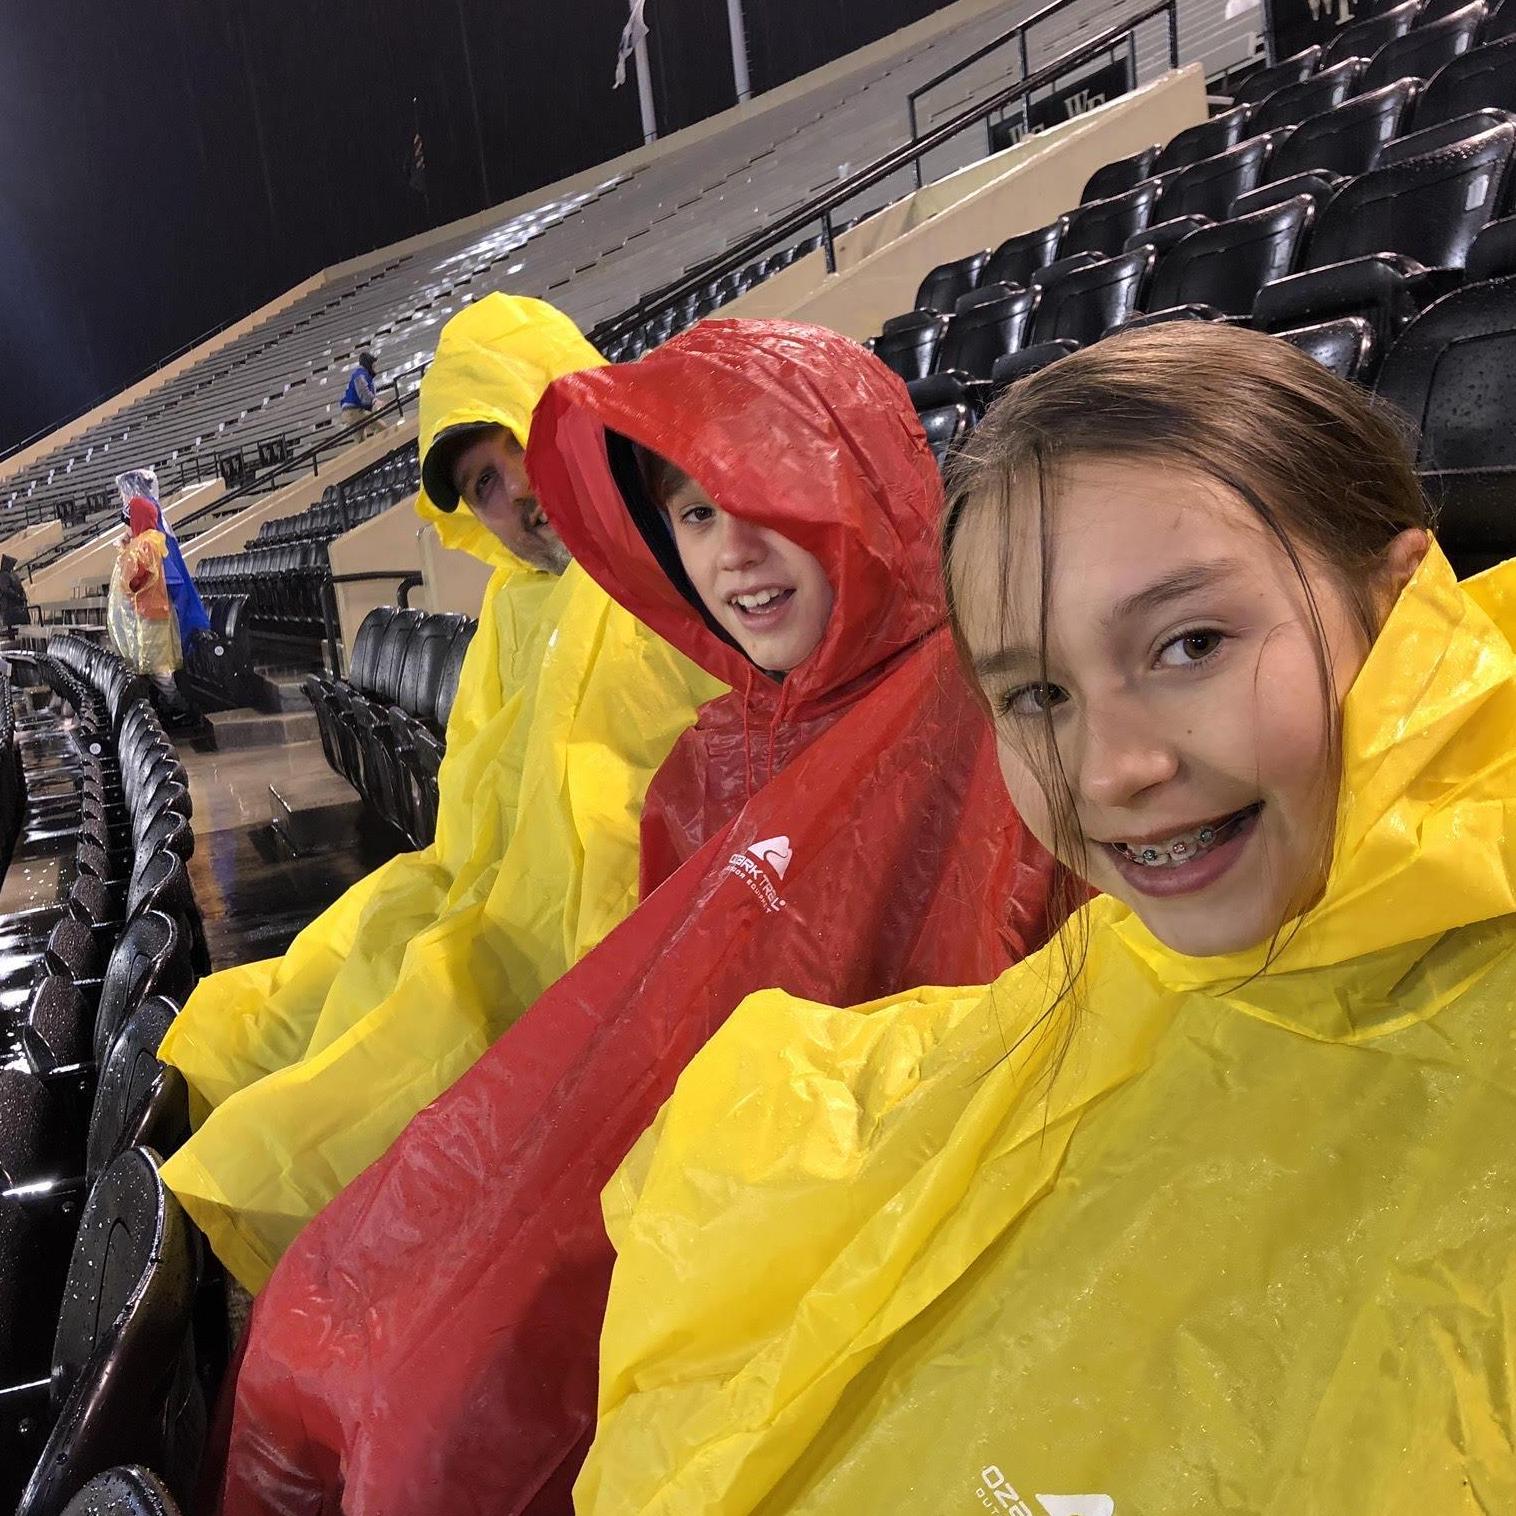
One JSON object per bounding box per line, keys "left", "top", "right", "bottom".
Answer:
{"left": 215, "top": 320, "right": 1057, "bottom": 1514}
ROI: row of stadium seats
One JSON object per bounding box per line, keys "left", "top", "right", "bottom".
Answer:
{"left": 863, "top": 24, "right": 1516, "bottom": 572}
{"left": 0, "top": 636, "right": 218, "bottom": 1514}
{"left": 602, "top": 233, "right": 827, "bottom": 362}
{"left": 253, "top": 446, "right": 421, "bottom": 547}
{"left": 306, "top": 606, "right": 475, "bottom": 848}
{"left": 195, "top": 540, "right": 330, "bottom": 636}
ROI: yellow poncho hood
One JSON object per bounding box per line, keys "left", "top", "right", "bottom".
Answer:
{"left": 160, "top": 294, "right": 722, "bottom": 1291}
{"left": 581, "top": 544, "right": 1516, "bottom": 1515}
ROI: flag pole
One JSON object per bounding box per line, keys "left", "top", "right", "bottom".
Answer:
{"left": 726, "top": 0, "right": 751, "bottom": 103}
{"left": 632, "top": 1, "right": 658, "bottom": 143}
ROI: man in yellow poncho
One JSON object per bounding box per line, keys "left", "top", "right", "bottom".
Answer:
{"left": 157, "top": 294, "right": 722, "bottom": 1291}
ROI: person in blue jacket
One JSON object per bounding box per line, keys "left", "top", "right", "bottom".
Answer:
{"left": 340, "top": 351, "right": 383, "bottom": 438}
{"left": 114, "top": 469, "right": 211, "bottom": 636}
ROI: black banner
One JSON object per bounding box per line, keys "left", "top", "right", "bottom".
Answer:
{"left": 990, "top": 54, "right": 1135, "bottom": 152}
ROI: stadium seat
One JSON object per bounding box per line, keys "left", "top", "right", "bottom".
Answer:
{"left": 1080, "top": 145, "right": 1160, "bottom": 203}
{"left": 1233, "top": 45, "right": 1324, "bottom": 108}
{"left": 1124, "top": 215, "right": 1214, "bottom": 258}
{"left": 1253, "top": 121, "right": 1516, "bottom": 342}
{"left": 1465, "top": 210, "right": 1516, "bottom": 275}
{"left": 917, "top": 402, "right": 973, "bottom": 469}
{"left": 1249, "top": 58, "right": 1368, "bottom": 133}
{"left": 1414, "top": 35, "right": 1516, "bottom": 125}
{"left": 1320, "top": 0, "right": 1423, "bottom": 69}
{"left": 1154, "top": 137, "right": 1273, "bottom": 223}
{"left": 872, "top": 311, "right": 950, "bottom": 381}
{"left": 86, "top": 998, "right": 187, "bottom": 1181}
{"left": 1136, "top": 199, "right": 1316, "bottom": 322}
{"left": 989, "top": 339, "right": 1081, "bottom": 391}
{"left": 14, "top": 1150, "right": 203, "bottom": 1516}
{"left": 934, "top": 284, "right": 1036, "bottom": 378}
{"left": 91, "top": 912, "right": 191, "bottom": 1069}
{"left": 1230, "top": 168, "right": 1346, "bottom": 219}
{"left": 58, "top": 1468, "right": 183, "bottom": 1516}
{"left": 914, "top": 252, "right": 989, "bottom": 313}
{"left": 1375, "top": 105, "right": 1516, "bottom": 166}
{"left": 1062, "top": 180, "right": 1162, "bottom": 259}
{"left": 1265, "top": 81, "right": 1420, "bottom": 183}
{"left": 982, "top": 222, "right": 1064, "bottom": 287}
{"left": 1029, "top": 248, "right": 1155, "bottom": 348}
{"left": 1357, "top": 1, "right": 1486, "bottom": 93}
{"left": 1374, "top": 274, "right": 1516, "bottom": 572}
{"left": 1155, "top": 104, "right": 1254, "bottom": 175}
{"left": 1278, "top": 316, "right": 1382, "bottom": 381}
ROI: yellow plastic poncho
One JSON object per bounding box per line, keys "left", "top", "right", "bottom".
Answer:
{"left": 158, "top": 294, "right": 722, "bottom": 1291}
{"left": 108, "top": 525, "right": 182, "bottom": 676}
{"left": 581, "top": 544, "right": 1516, "bottom": 1516}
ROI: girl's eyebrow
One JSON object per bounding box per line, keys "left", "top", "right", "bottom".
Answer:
{"left": 971, "top": 556, "right": 1246, "bottom": 681}
{"left": 1105, "top": 556, "right": 1245, "bottom": 631}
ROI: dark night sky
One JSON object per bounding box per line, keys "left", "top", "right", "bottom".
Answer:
{"left": 0, "top": 0, "right": 956, "bottom": 454}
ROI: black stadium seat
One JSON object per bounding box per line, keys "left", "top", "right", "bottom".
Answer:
{"left": 914, "top": 252, "right": 989, "bottom": 313}
{"left": 1233, "top": 45, "right": 1324, "bottom": 108}
{"left": 873, "top": 311, "right": 949, "bottom": 381}
{"left": 1320, "top": 0, "right": 1422, "bottom": 69}
{"left": 86, "top": 998, "right": 187, "bottom": 1181}
{"left": 936, "top": 284, "right": 1036, "bottom": 377}
{"left": 1138, "top": 199, "right": 1315, "bottom": 322}
{"left": 1061, "top": 180, "right": 1160, "bottom": 258}
{"left": 1080, "top": 144, "right": 1159, "bottom": 203}
{"left": 1249, "top": 58, "right": 1367, "bottom": 134}
{"left": 1374, "top": 105, "right": 1516, "bottom": 167}
{"left": 1414, "top": 35, "right": 1516, "bottom": 126}
{"left": 1279, "top": 316, "right": 1381, "bottom": 381}
{"left": 1374, "top": 274, "right": 1516, "bottom": 573}
{"left": 1357, "top": 1, "right": 1486, "bottom": 94}
{"left": 917, "top": 402, "right": 973, "bottom": 469}
{"left": 1465, "top": 210, "right": 1516, "bottom": 277}
{"left": 59, "top": 1467, "right": 183, "bottom": 1516}
{"left": 1264, "top": 81, "right": 1420, "bottom": 183}
{"left": 1030, "top": 248, "right": 1155, "bottom": 348}
{"left": 1254, "top": 121, "right": 1516, "bottom": 342}
{"left": 982, "top": 222, "right": 1063, "bottom": 286}
{"left": 1154, "top": 136, "right": 1273, "bottom": 224}
{"left": 1231, "top": 167, "right": 1345, "bottom": 219}
{"left": 1155, "top": 103, "right": 1253, "bottom": 174}
{"left": 15, "top": 1150, "right": 203, "bottom": 1516}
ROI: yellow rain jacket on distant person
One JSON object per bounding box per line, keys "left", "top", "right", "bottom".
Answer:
{"left": 580, "top": 544, "right": 1516, "bottom": 1516}
{"left": 158, "top": 294, "right": 721, "bottom": 1292}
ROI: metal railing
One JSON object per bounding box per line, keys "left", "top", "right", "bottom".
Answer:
{"left": 906, "top": 0, "right": 1176, "bottom": 186}
{"left": 590, "top": 0, "right": 1178, "bottom": 353}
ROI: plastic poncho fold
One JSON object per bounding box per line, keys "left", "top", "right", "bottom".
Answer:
{"left": 578, "top": 543, "right": 1516, "bottom": 1516}
{"left": 157, "top": 293, "right": 720, "bottom": 1292}
{"left": 218, "top": 320, "right": 1057, "bottom": 1516}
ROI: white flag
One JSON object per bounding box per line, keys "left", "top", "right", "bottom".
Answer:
{"left": 614, "top": 0, "right": 651, "bottom": 88}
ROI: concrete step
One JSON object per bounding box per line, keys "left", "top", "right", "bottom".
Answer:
{"left": 202, "top": 708, "right": 319, "bottom": 751}
{"left": 270, "top": 770, "right": 364, "bottom": 856}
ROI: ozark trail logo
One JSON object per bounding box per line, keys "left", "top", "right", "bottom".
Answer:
{"left": 976, "top": 1467, "right": 1113, "bottom": 1516}
{"left": 721, "top": 834, "right": 792, "bottom": 912}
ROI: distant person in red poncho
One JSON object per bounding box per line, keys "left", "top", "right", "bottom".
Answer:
{"left": 215, "top": 320, "right": 1059, "bottom": 1516}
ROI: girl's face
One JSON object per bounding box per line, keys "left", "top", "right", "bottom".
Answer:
{"left": 665, "top": 475, "right": 834, "bottom": 673}
{"left": 952, "top": 455, "right": 1420, "bottom": 959}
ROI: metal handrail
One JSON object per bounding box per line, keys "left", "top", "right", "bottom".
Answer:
{"left": 904, "top": 0, "right": 1134, "bottom": 185}
{"left": 590, "top": 0, "right": 1178, "bottom": 351}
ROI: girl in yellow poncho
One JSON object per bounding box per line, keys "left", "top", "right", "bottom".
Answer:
{"left": 579, "top": 322, "right": 1516, "bottom": 1514}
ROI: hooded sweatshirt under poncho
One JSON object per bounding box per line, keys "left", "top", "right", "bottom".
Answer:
{"left": 215, "top": 320, "right": 1056, "bottom": 1516}
{"left": 576, "top": 544, "right": 1516, "bottom": 1516}
{"left": 157, "top": 294, "right": 720, "bottom": 1292}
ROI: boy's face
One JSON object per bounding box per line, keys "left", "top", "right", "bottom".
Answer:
{"left": 664, "top": 476, "right": 833, "bottom": 673}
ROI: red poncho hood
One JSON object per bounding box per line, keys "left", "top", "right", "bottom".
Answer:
{"left": 217, "top": 321, "right": 1056, "bottom": 1516}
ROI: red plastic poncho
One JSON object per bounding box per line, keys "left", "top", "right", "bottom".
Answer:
{"left": 218, "top": 319, "right": 1056, "bottom": 1516}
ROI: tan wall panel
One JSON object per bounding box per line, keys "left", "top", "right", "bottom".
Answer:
{"left": 328, "top": 495, "right": 429, "bottom": 664}
{"left": 0, "top": 520, "right": 63, "bottom": 566}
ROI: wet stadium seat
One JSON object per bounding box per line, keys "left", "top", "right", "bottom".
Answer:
{"left": 1249, "top": 58, "right": 1367, "bottom": 133}
{"left": 1265, "top": 80, "right": 1421, "bottom": 182}
{"left": 1080, "top": 144, "right": 1160, "bottom": 203}
{"left": 934, "top": 284, "right": 1036, "bottom": 378}
{"left": 1414, "top": 35, "right": 1516, "bottom": 125}
{"left": 1232, "top": 45, "right": 1324, "bottom": 108}
{"left": 1155, "top": 103, "right": 1254, "bottom": 174}
{"left": 1061, "top": 181, "right": 1160, "bottom": 258}
{"left": 982, "top": 222, "right": 1064, "bottom": 286}
{"left": 1320, "top": 0, "right": 1423, "bottom": 69}
{"left": 873, "top": 311, "right": 950, "bottom": 381}
{"left": 1357, "top": 1, "right": 1486, "bottom": 93}
{"left": 914, "top": 252, "right": 990, "bottom": 313}
{"left": 1278, "top": 315, "right": 1382, "bottom": 381}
